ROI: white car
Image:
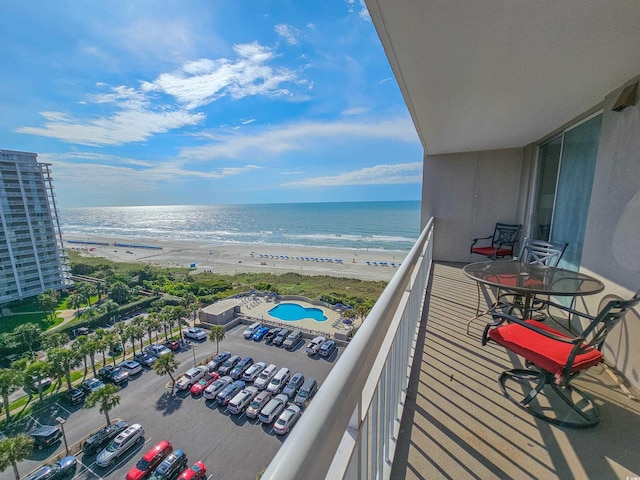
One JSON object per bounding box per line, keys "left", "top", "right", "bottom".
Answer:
{"left": 243, "top": 322, "right": 262, "bottom": 339}
{"left": 228, "top": 386, "right": 259, "bottom": 415}
{"left": 242, "top": 361, "right": 267, "bottom": 382}
{"left": 184, "top": 327, "right": 207, "bottom": 341}
{"left": 96, "top": 423, "right": 144, "bottom": 467}
{"left": 274, "top": 404, "right": 302, "bottom": 434}
{"left": 305, "top": 336, "right": 327, "bottom": 356}
{"left": 118, "top": 360, "right": 142, "bottom": 376}
{"left": 145, "top": 344, "right": 172, "bottom": 357}
{"left": 253, "top": 364, "right": 277, "bottom": 390}
{"left": 203, "top": 376, "right": 232, "bottom": 400}
{"left": 175, "top": 367, "right": 206, "bottom": 390}
{"left": 258, "top": 393, "right": 288, "bottom": 424}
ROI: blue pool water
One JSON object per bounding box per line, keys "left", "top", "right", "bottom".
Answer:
{"left": 268, "top": 303, "right": 328, "bottom": 322}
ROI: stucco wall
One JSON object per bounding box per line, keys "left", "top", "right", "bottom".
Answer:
{"left": 421, "top": 148, "right": 525, "bottom": 262}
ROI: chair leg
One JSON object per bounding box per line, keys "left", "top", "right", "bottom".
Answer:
{"left": 497, "top": 368, "right": 600, "bottom": 428}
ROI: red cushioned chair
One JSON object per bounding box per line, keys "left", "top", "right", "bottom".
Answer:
{"left": 482, "top": 292, "right": 639, "bottom": 428}
{"left": 470, "top": 223, "right": 521, "bottom": 259}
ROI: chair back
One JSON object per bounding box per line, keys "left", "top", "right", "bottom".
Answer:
{"left": 582, "top": 291, "right": 640, "bottom": 352}
{"left": 493, "top": 223, "right": 521, "bottom": 248}
{"left": 517, "top": 238, "right": 568, "bottom": 267}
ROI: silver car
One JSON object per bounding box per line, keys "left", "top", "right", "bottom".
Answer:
{"left": 96, "top": 423, "right": 145, "bottom": 467}
{"left": 203, "top": 376, "right": 232, "bottom": 400}
{"left": 242, "top": 361, "right": 267, "bottom": 382}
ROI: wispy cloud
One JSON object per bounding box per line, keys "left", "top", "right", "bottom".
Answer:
{"left": 341, "top": 107, "right": 370, "bottom": 116}
{"left": 283, "top": 162, "right": 422, "bottom": 187}
{"left": 275, "top": 24, "right": 299, "bottom": 45}
{"left": 346, "top": 0, "right": 371, "bottom": 21}
{"left": 181, "top": 117, "right": 417, "bottom": 161}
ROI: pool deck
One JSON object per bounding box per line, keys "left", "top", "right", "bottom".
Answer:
{"left": 239, "top": 296, "right": 349, "bottom": 337}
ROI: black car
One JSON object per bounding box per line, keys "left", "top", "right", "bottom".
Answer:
{"left": 63, "top": 388, "right": 86, "bottom": 405}
{"left": 272, "top": 328, "right": 291, "bottom": 347}
{"left": 207, "top": 351, "right": 231, "bottom": 372}
{"left": 149, "top": 449, "right": 188, "bottom": 480}
{"left": 82, "top": 420, "right": 129, "bottom": 455}
{"left": 29, "top": 425, "right": 62, "bottom": 451}
{"left": 217, "top": 355, "right": 241, "bottom": 376}
{"left": 264, "top": 328, "right": 280, "bottom": 344}
{"left": 230, "top": 356, "right": 254, "bottom": 380}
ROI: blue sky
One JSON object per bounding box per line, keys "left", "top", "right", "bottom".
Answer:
{"left": 1, "top": 0, "right": 422, "bottom": 208}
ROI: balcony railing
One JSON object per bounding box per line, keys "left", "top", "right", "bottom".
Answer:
{"left": 262, "top": 218, "right": 434, "bottom": 480}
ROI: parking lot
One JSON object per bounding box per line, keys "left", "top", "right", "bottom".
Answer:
{"left": 3, "top": 324, "right": 339, "bottom": 480}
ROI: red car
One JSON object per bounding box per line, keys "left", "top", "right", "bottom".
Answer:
{"left": 190, "top": 373, "right": 219, "bottom": 396}
{"left": 177, "top": 461, "right": 207, "bottom": 480}
{"left": 126, "top": 440, "right": 173, "bottom": 480}
{"left": 164, "top": 339, "right": 181, "bottom": 351}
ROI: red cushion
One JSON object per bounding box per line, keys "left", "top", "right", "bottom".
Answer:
{"left": 485, "top": 274, "right": 544, "bottom": 289}
{"left": 472, "top": 246, "right": 513, "bottom": 257}
{"left": 488, "top": 320, "right": 603, "bottom": 375}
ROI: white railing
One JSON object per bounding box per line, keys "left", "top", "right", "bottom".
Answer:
{"left": 262, "top": 218, "right": 434, "bottom": 480}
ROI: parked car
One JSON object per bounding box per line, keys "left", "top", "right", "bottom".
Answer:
{"left": 98, "top": 365, "right": 129, "bottom": 384}
{"left": 63, "top": 387, "right": 85, "bottom": 405}
{"left": 293, "top": 377, "right": 318, "bottom": 407}
{"left": 283, "top": 329, "right": 303, "bottom": 350}
{"left": 305, "top": 336, "right": 327, "bottom": 356}
{"left": 126, "top": 440, "right": 173, "bottom": 480}
{"left": 24, "top": 456, "right": 77, "bottom": 480}
{"left": 145, "top": 344, "right": 172, "bottom": 357}
{"left": 230, "top": 355, "right": 254, "bottom": 380}
{"left": 252, "top": 326, "right": 270, "bottom": 341}
{"left": 164, "top": 339, "right": 181, "bottom": 351}
{"left": 175, "top": 367, "right": 206, "bottom": 390}
{"left": 149, "top": 449, "right": 188, "bottom": 480}
{"left": 267, "top": 367, "right": 291, "bottom": 394}
{"left": 203, "top": 376, "right": 232, "bottom": 400}
{"left": 190, "top": 373, "right": 219, "bottom": 396}
{"left": 217, "top": 355, "right": 241, "bottom": 376}
{"left": 81, "top": 378, "right": 105, "bottom": 394}
{"left": 108, "top": 344, "right": 123, "bottom": 357}
{"left": 177, "top": 461, "right": 206, "bottom": 480}
{"left": 216, "top": 380, "right": 245, "bottom": 406}
{"left": 207, "top": 351, "right": 230, "bottom": 372}
{"left": 282, "top": 372, "right": 305, "bottom": 399}
{"left": 83, "top": 421, "right": 129, "bottom": 456}
{"left": 319, "top": 340, "right": 338, "bottom": 358}
{"left": 184, "top": 327, "right": 207, "bottom": 341}
{"left": 264, "top": 328, "right": 280, "bottom": 344}
{"left": 134, "top": 351, "right": 158, "bottom": 367}
{"left": 273, "top": 404, "right": 302, "bottom": 434}
{"left": 96, "top": 423, "right": 145, "bottom": 467}
{"left": 243, "top": 322, "right": 262, "bottom": 339}
{"left": 245, "top": 390, "right": 272, "bottom": 419}
{"left": 29, "top": 425, "right": 62, "bottom": 451}
{"left": 272, "top": 328, "right": 291, "bottom": 347}
{"left": 228, "top": 386, "right": 259, "bottom": 415}
{"left": 258, "top": 393, "right": 288, "bottom": 424}
{"left": 242, "top": 361, "right": 266, "bottom": 382}
{"left": 119, "top": 360, "right": 143, "bottom": 376}
{"left": 253, "top": 364, "right": 277, "bottom": 390}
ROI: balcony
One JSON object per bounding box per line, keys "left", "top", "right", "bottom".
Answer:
{"left": 263, "top": 220, "right": 640, "bottom": 479}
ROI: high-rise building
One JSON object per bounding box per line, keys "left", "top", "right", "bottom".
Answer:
{"left": 0, "top": 149, "right": 71, "bottom": 304}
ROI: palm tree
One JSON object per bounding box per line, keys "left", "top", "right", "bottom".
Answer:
{"left": 84, "top": 384, "right": 120, "bottom": 425}
{"left": 143, "top": 314, "right": 160, "bottom": 344}
{"left": 153, "top": 354, "right": 180, "bottom": 388}
{"left": 41, "top": 332, "right": 69, "bottom": 351}
{"left": 24, "top": 360, "right": 51, "bottom": 402}
{"left": 0, "top": 369, "right": 23, "bottom": 422}
{"left": 132, "top": 316, "right": 146, "bottom": 350}
{"left": 0, "top": 434, "right": 34, "bottom": 480}
{"left": 208, "top": 325, "right": 226, "bottom": 354}
{"left": 85, "top": 338, "right": 99, "bottom": 377}
{"left": 112, "top": 322, "right": 128, "bottom": 359}
{"left": 72, "top": 335, "right": 89, "bottom": 376}
{"left": 48, "top": 347, "right": 81, "bottom": 390}
{"left": 160, "top": 308, "right": 176, "bottom": 341}
{"left": 67, "top": 293, "right": 84, "bottom": 315}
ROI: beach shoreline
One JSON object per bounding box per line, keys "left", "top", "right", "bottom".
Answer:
{"left": 64, "top": 234, "right": 406, "bottom": 282}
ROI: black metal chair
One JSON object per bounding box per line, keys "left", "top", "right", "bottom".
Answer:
{"left": 482, "top": 292, "right": 640, "bottom": 428}
{"left": 470, "top": 223, "right": 521, "bottom": 259}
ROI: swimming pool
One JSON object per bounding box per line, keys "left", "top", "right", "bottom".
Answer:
{"left": 268, "top": 303, "right": 328, "bottom": 322}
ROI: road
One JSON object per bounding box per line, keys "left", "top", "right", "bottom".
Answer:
{"left": 3, "top": 324, "right": 338, "bottom": 480}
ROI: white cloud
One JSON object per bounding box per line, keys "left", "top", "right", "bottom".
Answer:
{"left": 117, "top": 17, "right": 198, "bottom": 63}
{"left": 346, "top": 0, "right": 371, "bottom": 21}
{"left": 275, "top": 24, "right": 299, "bottom": 45}
{"left": 341, "top": 107, "right": 370, "bottom": 116}
{"left": 241, "top": 119, "right": 256, "bottom": 125}
{"left": 283, "top": 162, "right": 422, "bottom": 187}
{"left": 181, "top": 117, "right": 417, "bottom": 161}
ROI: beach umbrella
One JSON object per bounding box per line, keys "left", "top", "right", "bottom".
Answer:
{"left": 334, "top": 303, "right": 344, "bottom": 310}
{"left": 342, "top": 319, "right": 353, "bottom": 325}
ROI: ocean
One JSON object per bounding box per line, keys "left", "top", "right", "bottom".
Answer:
{"left": 59, "top": 201, "right": 421, "bottom": 252}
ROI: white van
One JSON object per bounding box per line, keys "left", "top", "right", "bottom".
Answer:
{"left": 267, "top": 367, "right": 291, "bottom": 394}
{"left": 228, "top": 386, "right": 259, "bottom": 415}
{"left": 243, "top": 322, "right": 262, "bottom": 339}
{"left": 254, "top": 364, "right": 277, "bottom": 390}
{"left": 258, "top": 393, "right": 288, "bottom": 424}
{"left": 96, "top": 423, "right": 144, "bottom": 467}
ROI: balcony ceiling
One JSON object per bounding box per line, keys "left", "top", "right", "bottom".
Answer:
{"left": 366, "top": 0, "right": 640, "bottom": 155}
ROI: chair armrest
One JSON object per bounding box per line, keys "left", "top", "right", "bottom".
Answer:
{"left": 470, "top": 235, "right": 493, "bottom": 252}
{"left": 482, "top": 310, "right": 583, "bottom": 346}
{"left": 535, "top": 298, "right": 596, "bottom": 322}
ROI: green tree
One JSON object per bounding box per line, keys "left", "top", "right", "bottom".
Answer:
{"left": 85, "top": 338, "right": 99, "bottom": 377}
{"left": 48, "top": 347, "right": 80, "bottom": 390}
{"left": 153, "top": 354, "right": 180, "bottom": 388}
{"left": 84, "top": 384, "right": 120, "bottom": 425}
{"left": 12, "top": 323, "right": 42, "bottom": 355}
{"left": 208, "top": 325, "right": 226, "bottom": 354}
{"left": 0, "top": 369, "right": 23, "bottom": 422}
{"left": 67, "top": 293, "right": 84, "bottom": 315}
{"left": 37, "top": 289, "right": 59, "bottom": 321}
{"left": 72, "top": 335, "right": 89, "bottom": 376}
{"left": 109, "top": 282, "right": 132, "bottom": 305}
{"left": 24, "top": 360, "right": 51, "bottom": 402}
{"left": 41, "top": 332, "right": 68, "bottom": 351}
{"left": 112, "top": 323, "right": 128, "bottom": 359}
{"left": 0, "top": 434, "right": 34, "bottom": 480}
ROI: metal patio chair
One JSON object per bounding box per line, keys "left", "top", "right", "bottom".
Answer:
{"left": 470, "top": 223, "right": 521, "bottom": 259}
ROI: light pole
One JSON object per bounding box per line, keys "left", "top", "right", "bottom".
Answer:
{"left": 192, "top": 343, "right": 197, "bottom": 368}
{"left": 55, "top": 416, "right": 69, "bottom": 455}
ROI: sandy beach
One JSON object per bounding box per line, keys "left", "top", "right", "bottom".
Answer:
{"left": 64, "top": 235, "right": 407, "bottom": 282}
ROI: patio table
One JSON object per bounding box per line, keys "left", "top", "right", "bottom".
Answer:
{"left": 463, "top": 260, "right": 604, "bottom": 328}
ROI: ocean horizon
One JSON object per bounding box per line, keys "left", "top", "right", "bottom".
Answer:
{"left": 60, "top": 200, "right": 421, "bottom": 252}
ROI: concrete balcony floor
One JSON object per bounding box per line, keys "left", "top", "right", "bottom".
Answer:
{"left": 391, "top": 262, "right": 640, "bottom": 480}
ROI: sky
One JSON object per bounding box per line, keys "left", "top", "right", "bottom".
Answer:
{"left": 1, "top": 0, "right": 423, "bottom": 208}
